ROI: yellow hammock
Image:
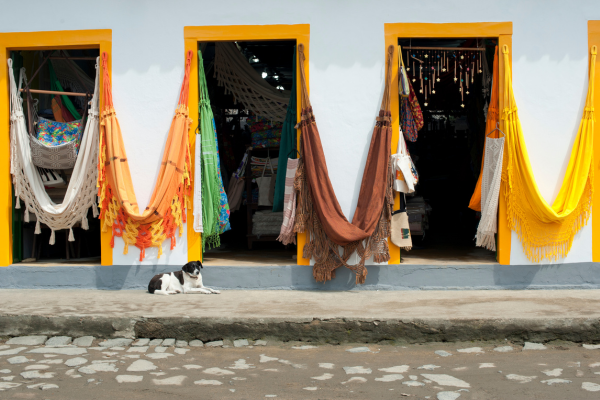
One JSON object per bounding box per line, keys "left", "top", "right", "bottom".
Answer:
{"left": 97, "top": 51, "right": 193, "bottom": 261}
{"left": 502, "top": 45, "right": 596, "bottom": 262}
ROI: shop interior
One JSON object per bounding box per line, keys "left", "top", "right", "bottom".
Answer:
{"left": 397, "top": 38, "right": 498, "bottom": 264}
{"left": 199, "top": 40, "right": 298, "bottom": 266}
{"left": 11, "top": 49, "right": 101, "bottom": 265}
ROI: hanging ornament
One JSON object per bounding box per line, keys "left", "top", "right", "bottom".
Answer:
{"left": 443, "top": 51, "right": 447, "bottom": 72}
{"left": 460, "top": 71, "right": 464, "bottom": 107}
{"left": 454, "top": 57, "right": 457, "bottom": 82}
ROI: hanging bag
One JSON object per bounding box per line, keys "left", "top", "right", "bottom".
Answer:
{"left": 398, "top": 46, "right": 410, "bottom": 98}
{"left": 392, "top": 128, "right": 418, "bottom": 193}
{"left": 391, "top": 194, "right": 412, "bottom": 250}
{"left": 256, "top": 154, "right": 274, "bottom": 206}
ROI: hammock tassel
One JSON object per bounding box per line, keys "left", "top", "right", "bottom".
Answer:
{"left": 49, "top": 229, "right": 55, "bottom": 245}
{"left": 68, "top": 228, "right": 75, "bottom": 242}
{"left": 81, "top": 216, "right": 89, "bottom": 230}
{"left": 35, "top": 220, "right": 41, "bottom": 235}
{"left": 15, "top": 196, "right": 20, "bottom": 209}
{"left": 24, "top": 206, "right": 30, "bottom": 223}
{"left": 92, "top": 203, "right": 99, "bottom": 218}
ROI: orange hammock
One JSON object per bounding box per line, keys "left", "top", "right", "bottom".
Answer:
{"left": 97, "top": 51, "right": 193, "bottom": 261}
{"left": 469, "top": 46, "right": 499, "bottom": 211}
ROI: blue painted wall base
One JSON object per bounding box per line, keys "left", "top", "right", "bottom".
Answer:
{"left": 1, "top": 263, "right": 600, "bottom": 290}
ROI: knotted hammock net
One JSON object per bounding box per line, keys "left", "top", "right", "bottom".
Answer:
{"left": 214, "top": 42, "right": 290, "bottom": 122}
{"left": 97, "top": 52, "right": 193, "bottom": 261}
{"left": 502, "top": 45, "right": 596, "bottom": 262}
{"left": 8, "top": 57, "right": 100, "bottom": 245}
{"left": 294, "top": 45, "right": 395, "bottom": 284}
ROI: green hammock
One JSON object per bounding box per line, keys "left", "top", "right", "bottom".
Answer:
{"left": 49, "top": 62, "right": 81, "bottom": 120}
{"left": 272, "top": 48, "right": 297, "bottom": 212}
{"left": 199, "top": 49, "right": 223, "bottom": 250}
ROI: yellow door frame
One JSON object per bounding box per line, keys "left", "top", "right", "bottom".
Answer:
{"left": 590, "top": 21, "right": 600, "bottom": 263}
{"left": 0, "top": 29, "right": 112, "bottom": 267}
{"left": 183, "top": 24, "right": 310, "bottom": 265}
{"left": 384, "top": 22, "right": 513, "bottom": 265}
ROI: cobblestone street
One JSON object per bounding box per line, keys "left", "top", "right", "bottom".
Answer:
{"left": 1, "top": 336, "right": 600, "bottom": 399}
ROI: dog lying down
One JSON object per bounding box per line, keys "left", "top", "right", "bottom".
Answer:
{"left": 148, "top": 261, "right": 220, "bottom": 295}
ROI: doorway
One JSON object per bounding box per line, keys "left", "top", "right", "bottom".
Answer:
{"left": 397, "top": 38, "right": 497, "bottom": 265}
{"left": 199, "top": 40, "right": 298, "bottom": 266}
{"left": 10, "top": 49, "right": 101, "bottom": 265}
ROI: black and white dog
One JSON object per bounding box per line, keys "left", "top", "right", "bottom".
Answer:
{"left": 148, "top": 261, "right": 220, "bottom": 295}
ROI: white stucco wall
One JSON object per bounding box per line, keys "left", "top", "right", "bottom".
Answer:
{"left": 2, "top": 0, "right": 598, "bottom": 265}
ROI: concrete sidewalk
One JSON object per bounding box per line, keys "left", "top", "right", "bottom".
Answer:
{"left": 1, "top": 289, "right": 600, "bottom": 344}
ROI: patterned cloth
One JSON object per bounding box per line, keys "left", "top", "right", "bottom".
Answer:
{"left": 247, "top": 112, "right": 282, "bottom": 148}
{"left": 408, "top": 80, "right": 424, "bottom": 131}
{"left": 401, "top": 97, "right": 419, "bottom": 142}
{"left": 212, "top": 118, "right": 231, "bottom": 234}
{"left": 277, "top": 158, "right": 299, "bottom": 245}
{"left": 36, "top": 116, "right": 82, "bottom": 152}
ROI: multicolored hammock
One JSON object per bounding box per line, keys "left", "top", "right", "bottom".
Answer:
{"left": 502, "top": 45, "right": 596, "bottom": 262}
{"left": 97, "top": 52, "right": 193, "bottom": 261}
{"left": 198, "top": 50, "right": 230, "bottom": 250}
{"left": 294, "top": 45, "right": 394, "bottom": 284}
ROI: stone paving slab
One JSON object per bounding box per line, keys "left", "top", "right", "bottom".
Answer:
{"left": 45, "top": 336, "right": 72, "bottom": 346}
{"left": 6, "top": 336, "right": 47, "bottom": 346}
{"left": 72, "top": 336, "right": 94, "bottom": 347}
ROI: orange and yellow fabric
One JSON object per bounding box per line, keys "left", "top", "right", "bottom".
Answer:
{"left": 502, "top": 45, "right": 596, "bottom": 262}
{"left": 97, "top": 51, "right": 193, "bottom": 261}
{"left": 469, "top": 46, "right": 499, "bottom": 212}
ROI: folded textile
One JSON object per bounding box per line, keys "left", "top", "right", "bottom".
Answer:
{"left": 277, "top": 158, "right": 299, "bottom": 245}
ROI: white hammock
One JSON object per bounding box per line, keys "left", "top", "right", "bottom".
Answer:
{"left": 475, "top": 135, "right": 505, "bottom": 250}
{"left": 8, "top": 57, "right": 100, "bottom": 245}
{"left": 214, "top": 42, "right": 290, "bottom": 122}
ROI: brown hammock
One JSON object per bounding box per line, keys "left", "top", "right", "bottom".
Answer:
{"left": 294, "top": 44, "right": 395, "bottom": 284}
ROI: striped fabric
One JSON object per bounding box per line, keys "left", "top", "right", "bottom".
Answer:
{"left": 277, "top": 158, "right": 299, "bottom": 245}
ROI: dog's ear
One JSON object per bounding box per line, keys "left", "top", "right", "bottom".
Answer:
{"left": 197, "top": 260, "right": 203, "bottom": 269}
{"left": 182, "top": 262, "right": 193, "bottom": 272}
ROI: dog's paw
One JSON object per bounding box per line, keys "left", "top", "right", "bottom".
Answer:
{"left": 175, "top": 290, "right": 182, "bottom": 294}
{"left": 212, "top": 290, "right": 221, "bottom": 294}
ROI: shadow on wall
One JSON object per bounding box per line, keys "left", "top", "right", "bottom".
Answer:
{"left": 493, "top": 263, "right": 600, "bottom": 289}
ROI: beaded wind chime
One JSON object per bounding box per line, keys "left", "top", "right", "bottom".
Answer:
{"left": 405, "top": 42, "right": 485, "bottom": 108}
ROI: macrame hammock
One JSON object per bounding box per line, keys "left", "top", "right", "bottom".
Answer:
{"left": 502, "top": 45, "right": 596, "bottom": 262}
{"left": 294, "top": 45, "right": 394, "bottom": 284}
{"left": 8, "top": 57, "right": 100, "bottom": 244}
{"left": 214, "top": 42, "right": 290, "bottom": 122}
{"left": 97, "top": 52, "right": 193, "bottom": 261}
